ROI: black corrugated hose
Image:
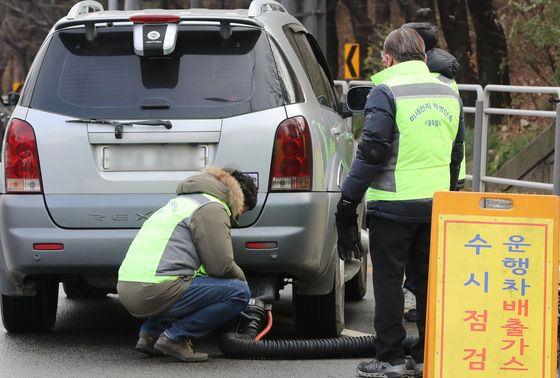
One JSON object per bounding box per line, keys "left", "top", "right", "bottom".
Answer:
{"left": 218, "top": 299, "right": 419, "bottom": 360}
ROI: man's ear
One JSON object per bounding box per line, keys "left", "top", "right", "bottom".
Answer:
{"left": 386, "top": 54, "right": 395, "bottom": 67}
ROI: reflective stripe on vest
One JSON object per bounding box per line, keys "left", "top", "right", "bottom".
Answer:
{"left": 118, "top": 193, "right": 230, "bottom": 284}
{"left": 367, "top": 61, "right": 461, "bottom": 201}
{"left": 433, "top": 73, "right": 459, "bottom": 93}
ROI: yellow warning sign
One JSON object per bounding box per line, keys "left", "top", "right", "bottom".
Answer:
{"left": 426, "top": 192, "right": 559, "bottom": 378}
{"left": 344, "top": 43, "right": 360, "bottom": 80}
{"left": 11, "top": 81, "right": 22, "bottom": 92}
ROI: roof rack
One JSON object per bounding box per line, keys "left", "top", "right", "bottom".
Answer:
{"left": 248, "top": 0, "right": 286, "bottom": 18}
{"left": 66, "top": 0, "right": 104, "bottom": 20}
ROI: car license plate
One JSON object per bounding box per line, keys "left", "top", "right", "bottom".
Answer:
{"left": 102, "top": 144, "right": 208, "bottom": 171}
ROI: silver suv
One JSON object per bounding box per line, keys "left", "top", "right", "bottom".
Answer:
{"left": 0, "top": 0, "right": 366, "bottom": 337}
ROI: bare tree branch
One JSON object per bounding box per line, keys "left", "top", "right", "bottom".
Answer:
{"left": 0, "top": 0, "right": 76, "bottom": 87}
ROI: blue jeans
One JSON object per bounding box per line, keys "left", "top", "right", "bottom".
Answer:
{"left": 139, "top": 277, "right": 250, "bottom": 340}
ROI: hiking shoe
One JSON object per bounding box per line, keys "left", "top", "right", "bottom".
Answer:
{"left": 405, "top": 358, "right": 423, "bottom": 377}
{"left": 135, "top": 334, "right": 164, "bottom": 356}
{"left": 356, "top": 358, "right": 411, "bottom": 377}
{"left": 154, "top": 333, "right": 208, "bottom": 362}
{"left": 412, "top": 362, "right": 423, "bottom": 377}
{"left": 404, "top": 308, "right": 417, "bottom": 322}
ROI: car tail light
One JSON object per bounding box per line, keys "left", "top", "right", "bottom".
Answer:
{"left": 270, "top": 116, "right": 312, "bottom": 191}
{"left": 5, "top": 119, "right": 43, "bottom": 193}
{"left": 129, "top": 15, "right": 181, "bottom": 23}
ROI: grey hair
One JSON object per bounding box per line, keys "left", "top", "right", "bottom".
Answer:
{"left": 383, "top": 28, "right": 426, "bottom": 63}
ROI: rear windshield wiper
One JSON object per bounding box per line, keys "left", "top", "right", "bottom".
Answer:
{"left": 66, "top": 118, "right": 172, "bottom": 139}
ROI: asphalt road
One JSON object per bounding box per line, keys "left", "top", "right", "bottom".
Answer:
{"left": 0, "top": 266, "right": 419, "bottom": 378}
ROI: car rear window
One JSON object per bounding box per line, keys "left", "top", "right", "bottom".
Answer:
{"left": 30, "top": 24, "right": 285, "bottom": 119}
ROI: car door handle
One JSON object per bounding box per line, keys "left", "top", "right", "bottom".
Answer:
{"left": 330, "top": 127, "right": 342, "bottom": 137}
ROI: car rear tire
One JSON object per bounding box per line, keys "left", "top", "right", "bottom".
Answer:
{"left": 294, "top": 261, "right": 344, "bottom": 338}
{"left": 1, "top": 279, "right": 59, "bottom": 333}
{"left": 345, "top": 254, "right": 368, "bottom": 301}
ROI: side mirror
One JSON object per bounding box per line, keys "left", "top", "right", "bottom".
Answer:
{"left": 338, "top": 100, "right": 353, "bottom": 119}
{"left": 346, "top": 86, "right": 373, "bottom": 112}
{"left": 7, "top": 92, "right": 19, "bottom": 106}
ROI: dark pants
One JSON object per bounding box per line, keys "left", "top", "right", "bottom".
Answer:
{"left": 403, "top": 266, "right": 415, "bottom": 294}
{"left": 369, "top": 216, "right": 430, "bottom": 363}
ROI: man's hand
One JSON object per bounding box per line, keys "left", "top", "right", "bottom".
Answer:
{"left": 335, "top": 196, "right": 364, "bottom": 261}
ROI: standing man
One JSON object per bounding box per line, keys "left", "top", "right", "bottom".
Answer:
{"left": 117, "top": 166, "right": 257, "bottom": 362}
{"left": 400, "top": 22, "right": 464, "bottom": 324}
{"left": 336, "top": 28, "right": 464, "bottom": 377}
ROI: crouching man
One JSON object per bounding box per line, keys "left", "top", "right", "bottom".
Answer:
{"left": 117, "top": 166, "right": 257, "bottom": 362}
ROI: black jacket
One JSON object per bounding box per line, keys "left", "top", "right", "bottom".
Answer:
{"left": 427, "top": 48, "right": 460, "bottom": 80}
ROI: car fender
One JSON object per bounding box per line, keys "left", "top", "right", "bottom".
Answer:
{"left": 293, "top": 242, "right": 339, "bottom": 296}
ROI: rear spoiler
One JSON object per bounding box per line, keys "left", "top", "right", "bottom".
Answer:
{"left": 54, "top": 17, "right": 262, "bottom": 31}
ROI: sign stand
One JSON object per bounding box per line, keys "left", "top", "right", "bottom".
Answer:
{"left": 425, "top": 191, "right": 559, "bottom": 378}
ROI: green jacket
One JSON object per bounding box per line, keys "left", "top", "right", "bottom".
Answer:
{"left": 117, "top": 166, "right": 247, "bottom": 317}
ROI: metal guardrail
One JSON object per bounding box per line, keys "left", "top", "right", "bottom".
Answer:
{"left": 333, "top": 80, "right": 560, "bottom": 195}
{"left": 457, "top": 84, "right": 483, "bottom": 192}
{"left": 479, "top": 85, "right": 560, "bottom": 194}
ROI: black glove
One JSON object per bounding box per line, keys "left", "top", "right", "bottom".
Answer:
{"left": 335, "top": 196, "right": 364, "bottom": 261}
{"left": 451, "top": 178, "right": 465, "bottom": 191}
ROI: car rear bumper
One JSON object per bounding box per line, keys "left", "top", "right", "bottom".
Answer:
{"left": 0, "top": 192, "right": 338, "bottom": 295}
{"left": 0, "top": 195, "right": 137, "bottom": 295}
{"left": 233, "top": 192, "right": 337, "bottom": 281}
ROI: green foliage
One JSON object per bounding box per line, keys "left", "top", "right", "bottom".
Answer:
{"left": 486, "top": 124, "right": 540, "bottom": 175}
{"left": 363, "top": 45, "right": 385, "bottom": 80}
{"left": 510, "top": 0, "right": 560, "bottom": 84}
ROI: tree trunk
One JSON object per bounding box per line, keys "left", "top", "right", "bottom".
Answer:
{"left": 398, "top": 0, "right": 436, "bottom": 23}
{"left": 326, "top": 0, "right": 339, "bottom": 78}
{"left": 124, "top": 0, "right": 141, "bottom": 10}
{"left": 340, "top": 0, "right": 373, "bottom": 79}
{"left": 437, "top": 0, "right": 477, "bottom": 85}
{"left": 416, "top": 0, "right": 436, "bottom": 23}
{"left": 466, "top": 0, "right": 510, "bottom": 106}
{"left": 108, "top": 0, "right": 119, "bottom": 10}
{"left": 398, "top": 0, "right": 421, "bottom": 22}
{"left": 374, "top": 0, "right": 390, "bottom": 24}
